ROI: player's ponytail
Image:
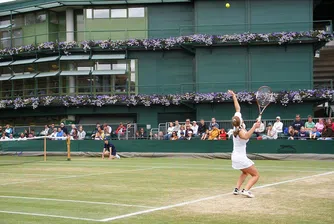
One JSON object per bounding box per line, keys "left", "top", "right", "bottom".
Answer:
{"left": 232, "top": 116, "right": 241, "bottom": 137}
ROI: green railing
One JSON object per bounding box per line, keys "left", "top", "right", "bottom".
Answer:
{"left": 0, "top": 80, "right": 333, "bottom": 99}
{"left": 0, "top": 20, "right": 332, "bottom": 49}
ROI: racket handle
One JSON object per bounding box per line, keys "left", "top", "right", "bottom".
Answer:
{"left": 257, "top": 114, "right": 262, "bottom": 122}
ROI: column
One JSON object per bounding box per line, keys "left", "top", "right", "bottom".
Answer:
{"left": 66, "top": 8, "right": 75, "bottom": 94}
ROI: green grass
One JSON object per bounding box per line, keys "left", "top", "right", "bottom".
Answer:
{"left": 0, "top": 156, "right": 333, "bottom": 224}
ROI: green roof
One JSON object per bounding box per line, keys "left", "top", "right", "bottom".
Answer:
{"left": 35, "top": 71, "right": 59, "bottom": 78}
{"left": 60, "top": 70, "right": 91, "bottom": 76}
{"left": 11, "top": 58, "right": 37, "bottom": 66}
{"left": 11, "top": 73, "right": 37, "bottom": 80}
{"left": 35, "top": 56, "right": 60, "bottom": 63}
{"left": 92, "top": 70, "right": 126, "bottom": 75}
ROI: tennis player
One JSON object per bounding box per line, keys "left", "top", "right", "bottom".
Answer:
{"left": 228, "top": 90, "right": 260, "bottom": 198}
{"left": 102, "top": 139, "right": 120, "bottom": 160}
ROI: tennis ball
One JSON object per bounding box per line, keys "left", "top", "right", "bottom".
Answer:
{"left": 226, "top": 3, "right": 230, "bottom": 8}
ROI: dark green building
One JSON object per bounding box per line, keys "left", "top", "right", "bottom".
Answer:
{"left": 0, "top": 0, "right": 333, "bottom": 127}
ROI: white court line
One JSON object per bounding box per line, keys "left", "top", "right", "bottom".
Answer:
{"left": 0, "top": 195, "right": 155, "bottom": 209}
{"left": 0, "top": 210, "right": 99, "bottom": 222}
{"left": 0, "top": 167, "right": 155, "bottom": 186}
{"left": 0, "top": 172, "right": 70, "bottom": 177}
{"left": 100, "top": 171, "right": 334, "bottom": 222}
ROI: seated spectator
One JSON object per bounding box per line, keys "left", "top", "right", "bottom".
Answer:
{"left": 135, "top": 131, "right": 140, "bottom": 139}
{"left": 318, "top": 123, "right": 334, "bottom": 140}
{"left": 186, "top": 130, "right": 193, "bottom": 140}
{"left": 116, "top": 123, "right": 126, "bottom": 140}
{"left": 29, "top": 130, "right": 35, "bottom": 138}
{"left": 60, "top": 123, "right": 68, "bottom": 135}
{"left": 192, "top": 121, "right": 199, "bottom": 136}
{"left": 49, "top": 128, "right": 57, "bottom": 139}
{"left": 170, "top": 131, "right": 178, "bottom": 141}
{"left": 298, "top": 126, "right": 308, "bottom": 140}
{"left": 254, "top": 121, "right": 265, "bottom": 137}
{"left": 0, "top": 133, "right": 8, "bottom": 140}
{"left": 209, "top": 118, "right": 219, "bottom": 130}
{"left": 173, "top": 120, "right": 180, "bottom": 132}
{"left": 198, "top": 119, "right": 208, "bottom": 137}
{"left": 164, "top": 122, "right": 174, "bottom": 140}
{"left": 273, "top": 116, "right": 283, "bottom": 133}
{"left": 179, "top": 131, "right": 186, "bottom": 140}
{"left": 18, "top": 133, "right": 27, "bottom": 140}
{"left": 72, "top": 128, "right": 78, "bottom": 140}
{"left": 201, "top": 129, "right": 209, "bottom": 140}
{"left": 310, "top": 127, "right": 321, "bottom": 140}
{"left": 304, "top": 115, "right": 315, "bottom": 134}
{"left": 262, "top": 123, "right": 278, "bottom": 140}
{"left": 287, "top": 126, "right": 298, "bottom": 140}
{"left": 56, "top": 127, "right": 64, "bottom": 140}
{"left": 219, "top": 128, "right": 227, "bottom": 140}
{"left": 91, "top": 123, "right": 101, "bottom": 139}
{"left": 327, "top": 118, "right": 334, "bottom": 130}
{"left": 77, "top": 126, "right": 86, "bottom": 140}
{"left": 24, "top": 129, "right": 29, "bottom": 138}
{"left": 291, "top": 114, "right": 304, "bottom": 134}
{"left": 177, "top": 125, "right": 186, "bottom": 138}
{"left": 185, "top": 119, "right": 193, "bottom": 128}
{"left": 208, "top": 126, "right": 220, "bottom": 140}
{"left": 0, "top": 126, "right": 2, "bottom": 136}
{"left": 95, "top": 126, "right": 104, "bottom": 140}
{"left": 48, "top": 124, "right": 55, "bottom": 135}
{"left": 41, "top": 125, "right": 50, "bottom": 136}
{"left": 315, "top": 118, "right": 324, "bottom": 133}
{"left": 5, "top": 124, "right": 13, "bottom": 137}
{"left": 155, "top": 131, "right": 164, "bottom": 140}
{"left": 138, "top": 128, "right": 147, "bottom": 139}
{"left": 104, "top": 123, "right": 112, "bottom": 139}
{"left": 8, "top": 134, "right": 14, "bottom": 140}
{"left": 185, "top": 125, "right": 193, "bottom": 137}
{"left": 70, "top": 124, "right": 77, "bottom": 136}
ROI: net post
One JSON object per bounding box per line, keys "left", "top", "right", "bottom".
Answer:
{"left": 66, "top": 135, "right": 71, "bottom": 161}
{"left": 44, "top": 136, "right": 47, "bottom": 162}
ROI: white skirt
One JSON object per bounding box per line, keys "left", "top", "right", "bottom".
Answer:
{"left": 231, "top": 154, "right": 254, "bottom": 170}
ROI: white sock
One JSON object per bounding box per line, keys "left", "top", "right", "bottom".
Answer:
{"left": 116, "top": 154, "right": 120, "bottom": 159}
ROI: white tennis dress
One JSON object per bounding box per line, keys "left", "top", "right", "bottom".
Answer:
{"left": 231, "top": 112, "right": 254, "bottom": 170}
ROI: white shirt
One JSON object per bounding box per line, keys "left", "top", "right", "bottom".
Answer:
{"left": 78, "top": 130, "right": 86, "bottom": 140}
{"left": 232, "top": 112, "right": 248, "bottom": 156}
{"left": 255, "top": 123, "right": 265, "bottom": 133}
{"left": 0, "top": 136, "right": 9, "bottom": 141}
{"left": 167, "top": 127, "right": 174, "bottom": 134}
{"left": 273, "top": 121, "right": 283, "bottom": 133}
{"left": 267, "top": 128, "right": 278, "bottom": 139}
{"left": 192, "top": 125, "right": 199, "bottom": 135}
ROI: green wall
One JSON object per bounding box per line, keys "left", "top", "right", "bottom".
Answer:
{"left": 2, "top": 139, "right": 334, "bottom": 154}
{"left": 129, "top": 50, "right": 194, "bottom": 94}
{"left": 147, "top": 3, "right": 194, "bottom": 37}
{"left": 194, "top": 0, "right": 313, "bottom": 34}
{"left": 22, "top": 22, "right": 48, "bottom": 45}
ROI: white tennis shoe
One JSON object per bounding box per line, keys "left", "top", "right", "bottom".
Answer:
{"left": 233, "top": 188, "right": 240, "bottom": 195}
{"left": 241, "top": 190, "right": 255, "bottom": 198}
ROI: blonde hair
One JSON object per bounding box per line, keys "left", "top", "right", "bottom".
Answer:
{"left": 232, "top": 116, "right": 241, "bottom": 137}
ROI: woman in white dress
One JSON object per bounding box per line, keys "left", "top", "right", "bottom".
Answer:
{"left": 229, "top": 90, "right": 261, "bottom": 198}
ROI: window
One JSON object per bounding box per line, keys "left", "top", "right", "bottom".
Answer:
{"left": 0, "top": 31, "right": 10, "bottom": 48}
{"left": 112, "top": 63, "right": 127, "bottom": 70}
{"left": 93, "top": 9, "right": 110, "bottom": 18}
{"left": 96, "top": 62, "right": 111, "bottom": 70}
{"left": 94, "top": 75, "right": 111, "bottom": 93}
{"left": 13, "top": 15, "right": 23, "bottom": 27}
{"left": 128, "top": 8, "right": 145, "bottom": 18}
{"left": 111, "top": 9, "right": 127, "bottom": 18}
{"left": 86, "top": 9, "right": 92, "bottom": 19}
{"left": 0, "top": 17, "right": 10, "bottom": 26}
{"left": 77, "top": 76, "right": 91, "bottom": 93}
{"left": 0, "top": 80, "right": 11, "bottom": 98}
{"left": 130, "top": 60, "right": 136, "bottom": 92}
{"left": 12, "top": 29, "right": 23, "bottom": 47}
{"left": 50, "top": 12, "right": 59, "bottom": 24}
{"left": 115, "top": 75, "right": 127, "bottom": 92}
{"left": 25, "top": 13, "right": 35, "bottom": 25}
{"left": 36, "top": 12, "right": 46, "bottom": 23}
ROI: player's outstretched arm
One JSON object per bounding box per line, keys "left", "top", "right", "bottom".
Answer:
{"left": 228, "top": 90, "right": 240, "bottom": 112}
{"left": 239, "top": 122, "right": 260, "bottom": 140}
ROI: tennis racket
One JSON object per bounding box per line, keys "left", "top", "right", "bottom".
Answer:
{"left": 256, "top": 86, "right": 273, "bottom": 122}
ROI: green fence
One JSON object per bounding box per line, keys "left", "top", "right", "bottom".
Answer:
{"left": 1, "top": 140, "right": 333, "bottom": 154}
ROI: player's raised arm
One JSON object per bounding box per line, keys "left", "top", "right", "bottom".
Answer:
{"left": 228, "top": 90, "right": 240, "bottom": 112}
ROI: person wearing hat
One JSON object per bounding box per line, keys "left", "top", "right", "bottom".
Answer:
{"left": 273, "top": 116, "right": 283, "bottom": 133}
{"left": 262, "top": 123, "right": 278, "bottom": 140}
{"left": 102, "top": 138, "right": 120, "bottom": 160}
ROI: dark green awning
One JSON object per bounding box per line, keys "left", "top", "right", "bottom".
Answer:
{"left": 35, "top": 72, "right": 59, "bottom": 78}
{"left": 60, "top": 70, "right": 91, "bottom": 76}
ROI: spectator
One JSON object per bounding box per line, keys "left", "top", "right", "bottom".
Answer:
{"left": 9, "top": 134, "right": 14, "bottom": 140}
{"left": 192, "top": 121, "right": 199, "bottom": 136}
{"left": 177, "top": 125, "right": 186, "bottom": 138}
{"left": 0, "top": 133, "right": 8, "bottom": 140}
{"left": 291, "top": 114, "right": 304, "bottom": 134}
{"left": 201, "top": 129, "right": 209, "bottom": 140}
{"left": 95, "top": 126, "right": 104, "bottom": 140}
{"left": 209, "top": 118, "right": 219, "bottom": 130}
{"left": 185, "top": 125, "right": 193, "bottom": 137}
{"left": 273, "top": 116, "right": 283, "bottom": 133}
{"left": 104, "top": 123, "right": 112, "bottom": 139}
{"left": 70, "top": 124, "right": 77, "bottom": 136}
{"left": 318, "top": 123, "right": 334, "bottom": 140}
{"left": 170, "top": 131, "right": 178, "bottom": 141}
{"left": 78, "top": 126, "right": 86, "bottom": 140}
{"left": 41, "top": 125, "right": 49, "bottom": 136}
{"left": 60, "top": 123, "right": 68, "bottom": 135}
{"left": 48, "top": 124, "right": 55, "bottom": 135}
{"left": 72, "top": 128, "right": 78, "bottom": 140}
{"left": 219, "top": 128, "right": 227, "bottom": 140}
{"left": 56, "top": 127, "right": 63, "bottom": 140}
{"left": 287, "top": 126, "right": 297, "bottom": 140}
{"left": 310, "top": 127, "right": 321, "bottom": 140}
{"left": 0, "top": 126, "right": 2, "bottom": 136}
{"left": 164, "top": 122, "right": 174, "bottom": 140}
{"left": 208, "top": 126, "right": 220, "bottom": 140}
{"left": 186, "top": 130, "right": 193, "bottom": 140}
{"left": 262, "top": 123, "right": 278, "bottom": 140}
{"left": 173, "top": 120, "right": 180, "bottom": 132}
{"left": 327, "top": 118, "right": 334, "bottom": 130}
{"left": 29, "top": 130, "right": 35, "bottom": 138}
{"left": 24, "top": 129, "right": 29, "bottom": 138}
{"left": 5, "top": 124, "right": 13, "bottom": 137}
{"left": 304, "top": 115, "right": 315, "bottom": 133}
{"left": 91, "top": 123, "right": 101, "bottom": 139}
{"left": 254, "top": 121, "right": 265, "bottom": 137}
{"left": 135, "top": 131, "right": 140, "bottom": 139}
{"left": 315, "top": 118, "right": 325, "bottom": 133}
{"left": 138, "top": 128, "right": 147, "bottom": 139}
{"left": 18, "top": 133, "right": 27, "bottom": 140}
{"left": 298, "top": 126, "right": 308, "bottom": 140}
{"left": 49, "top": 128, "right": 57, "bottom": 139}
{"left": 156, "top": 131, "right": 164, "bottom": 140}
{"left": 179, "top": 131, "right": 186, "bottom": 140}
{"left": 185, "top": 119, "right": 193, "bottom": 128}
{"left": 115, "top": 123, "right": 126, "bottom": 140}
{"left": 198, "top": 119, "right": 208, "bottom": 136}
